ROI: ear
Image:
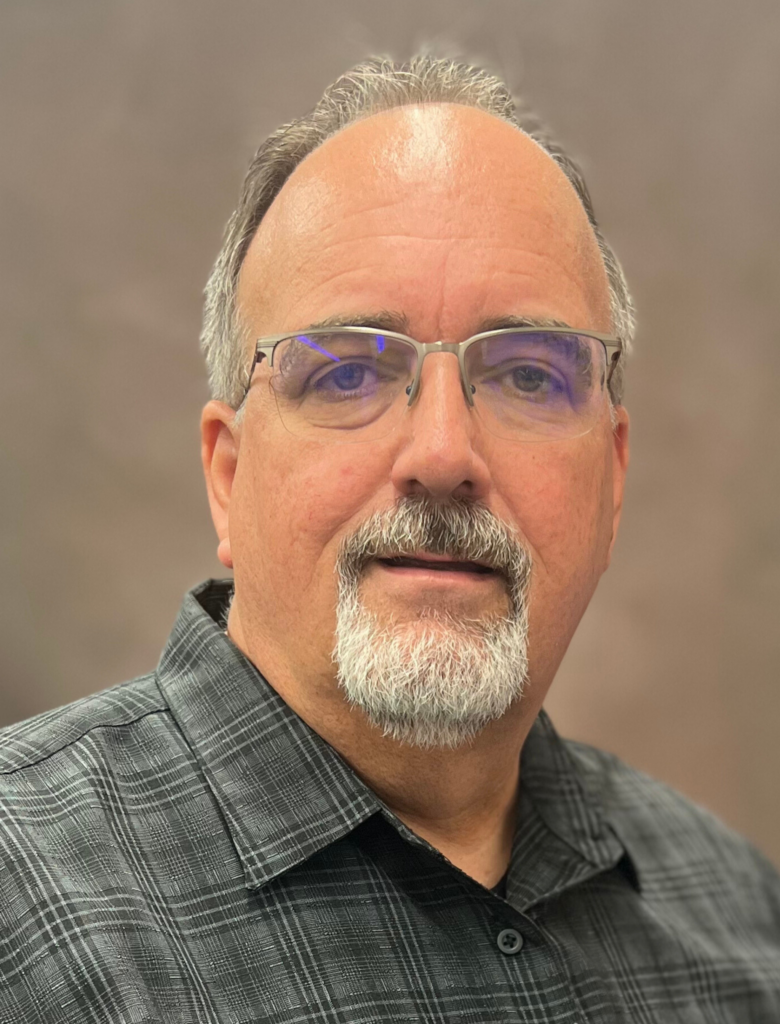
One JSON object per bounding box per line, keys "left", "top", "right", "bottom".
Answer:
{"left": 201, "top": 400, "right": 241, "bottom": 569}
{"left": 606, "top": 405, "right": 630, "bottom": 565}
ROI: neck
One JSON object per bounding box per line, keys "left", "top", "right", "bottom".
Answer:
{"left": 369, "top": 752, "right": 522, "bottom": 889}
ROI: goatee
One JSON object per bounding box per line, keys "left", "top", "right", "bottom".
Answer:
{"left": 333, "top": 496, "right": 533, "bottom": 750}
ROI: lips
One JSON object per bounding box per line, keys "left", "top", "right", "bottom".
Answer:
{"left": 376, "top": 556, "right": 495, "bottom": 575}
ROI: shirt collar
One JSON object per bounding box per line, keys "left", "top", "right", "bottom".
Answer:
{"left": 157, "top": 580, "right": 383, "bottom": 891}
{"left": 157, "top": 580, "right": 639, "bottom": 898}
{"left": 512, "top": 707, "right": 641, "bottom": 906}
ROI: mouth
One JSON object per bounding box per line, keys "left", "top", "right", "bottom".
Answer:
{"left": 375, "top": 555, "right": 497, "bottom": 576}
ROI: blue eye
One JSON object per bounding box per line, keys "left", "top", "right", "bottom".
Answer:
{"left": 316, "top": 363, "right": 371, "bottom": 392}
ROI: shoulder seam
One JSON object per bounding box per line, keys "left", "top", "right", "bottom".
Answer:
{"left": 0, "top": 686, "right": 169, "bottom": 777}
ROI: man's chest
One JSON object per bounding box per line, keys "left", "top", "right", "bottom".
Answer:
{"left": 2, "top": 840, "right": 776, "bottom": 1024}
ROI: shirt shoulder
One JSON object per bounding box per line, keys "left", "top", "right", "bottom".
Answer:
{"left": 0, "top": 673, "right": 168, "bottom": 776}
{"left": 564, "top": 735, "right": 780, "bottom": 930}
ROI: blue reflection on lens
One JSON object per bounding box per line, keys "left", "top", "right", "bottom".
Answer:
{"left": 297, "top": 335, "right": 340, "bottom": 362}
{"left": 375, "top": 334, "right": 385, "bottom": 354}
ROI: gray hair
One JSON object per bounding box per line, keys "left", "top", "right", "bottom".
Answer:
{"left": 200, "top": 54, "right": 635, "bottom": 409}
{"left": 333, "top": 494, "right": 533, "bottom": 749}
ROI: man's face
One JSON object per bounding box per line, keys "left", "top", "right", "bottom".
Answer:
{"left": 203, "top": 103, "right": 628, "bottom": 732}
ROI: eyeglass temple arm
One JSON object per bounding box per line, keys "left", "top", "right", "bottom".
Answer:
{"left": 606, "top": 348, "right": 621, "bottom": 385}
{"left": 240, "top": 347, "right": 269, "bottom": 404}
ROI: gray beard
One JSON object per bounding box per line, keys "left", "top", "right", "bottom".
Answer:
{"left": 332, "top": 496, "right": 533, "bottom": 750}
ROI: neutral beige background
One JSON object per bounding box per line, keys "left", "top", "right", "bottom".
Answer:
{"left": 2, "top": 0, "right": 779, "bottom": 864}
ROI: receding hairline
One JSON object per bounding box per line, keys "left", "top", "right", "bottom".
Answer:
{"left": 240, "top": 100, "right": 611, "bottom": 335}
{"left": 251, "top": 100, "right": 593, "bottom": 239}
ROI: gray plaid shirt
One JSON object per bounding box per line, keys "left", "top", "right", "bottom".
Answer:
{"left": 1, "top": 579, "right": 779, "bottom": 1023}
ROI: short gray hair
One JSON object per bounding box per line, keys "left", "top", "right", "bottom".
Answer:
{"left": 200, "top": 55, "right": 635, "bottom": 409}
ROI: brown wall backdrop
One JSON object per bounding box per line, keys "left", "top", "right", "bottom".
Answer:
{"left": 2, "top": 0, "right": 779, "bottom": 864}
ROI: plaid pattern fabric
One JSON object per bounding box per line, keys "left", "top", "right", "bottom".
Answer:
{"left": 1, "top": 579, "right": 778, "bottom": 1023}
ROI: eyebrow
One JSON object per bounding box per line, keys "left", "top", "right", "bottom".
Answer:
{"left": 304, "top": 311, "right": 412, "bottom": 334}
{"left": 301, "top": 312, "right": 575, "bottom": 337}
{"left": 475, "top": 314, "right": 575, "bottom": 333}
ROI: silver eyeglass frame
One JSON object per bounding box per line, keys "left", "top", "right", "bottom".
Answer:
{"left": 242, "top": 325, "right": 622, "bottom": 409}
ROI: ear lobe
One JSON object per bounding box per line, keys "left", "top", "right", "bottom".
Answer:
{"left": 216, "top": 536, "right": 233, "bottom": 570}
{"left": 201, "top": 401, "right": 240, "bottom": 568}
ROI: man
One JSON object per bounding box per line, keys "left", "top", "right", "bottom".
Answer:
{"left": 1, "top": 55, "right": 778, "bottom": 1023}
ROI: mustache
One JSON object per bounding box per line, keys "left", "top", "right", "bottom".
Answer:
{"left": 336, "top": 495, "right": 532, "bottom": 610}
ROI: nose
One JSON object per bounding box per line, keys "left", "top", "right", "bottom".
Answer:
{"left": 390, "top": 352, "right": 492, "bottom": 501}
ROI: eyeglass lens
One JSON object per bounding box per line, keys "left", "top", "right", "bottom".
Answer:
{"left": 268, "top": 330, "right": 607, "bottom": 443}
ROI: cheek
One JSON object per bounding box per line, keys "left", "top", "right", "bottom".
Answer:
{"left": 495, "top": 438, "right": 614, "bottom": 679}
{"left": 236, "top": 428, "right": 384, "bottom": 594}
{"left": 499, "top": 438, "right": 613, "bottom": 589}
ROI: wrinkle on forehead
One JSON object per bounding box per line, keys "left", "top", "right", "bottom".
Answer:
{"left": 238, "top": 103, "right": 611, "bottom": 334}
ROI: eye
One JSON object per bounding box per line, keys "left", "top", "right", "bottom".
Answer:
{"left": 511, "top": 365, "right": 553, "bottom": 393}
{"left": 503, "top": 362, "right": 567, "bottom": 400}
{"left": 316, "top": 363, "right": 371, "bottom": 392}
{"left": 476, "top": 359, "right": 571, "bottom": 407}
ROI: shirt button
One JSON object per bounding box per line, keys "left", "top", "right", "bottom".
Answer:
{"left": 496, "top": 928, "right": 524, "bottom": 955}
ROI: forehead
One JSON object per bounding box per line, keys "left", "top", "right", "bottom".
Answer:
{"left": 237, "top": 103, "right": 610, "bottom": 335}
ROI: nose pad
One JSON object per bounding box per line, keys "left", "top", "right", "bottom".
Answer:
{"left": 404, "top": 351, "right": 476, "bottom": 406}
{"left": 457, "top": 365, "right": 476, "bottom": 406}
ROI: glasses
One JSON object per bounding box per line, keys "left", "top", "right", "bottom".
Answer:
{"left": 243, "top": 326, "right": 622, "bottom": 444}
